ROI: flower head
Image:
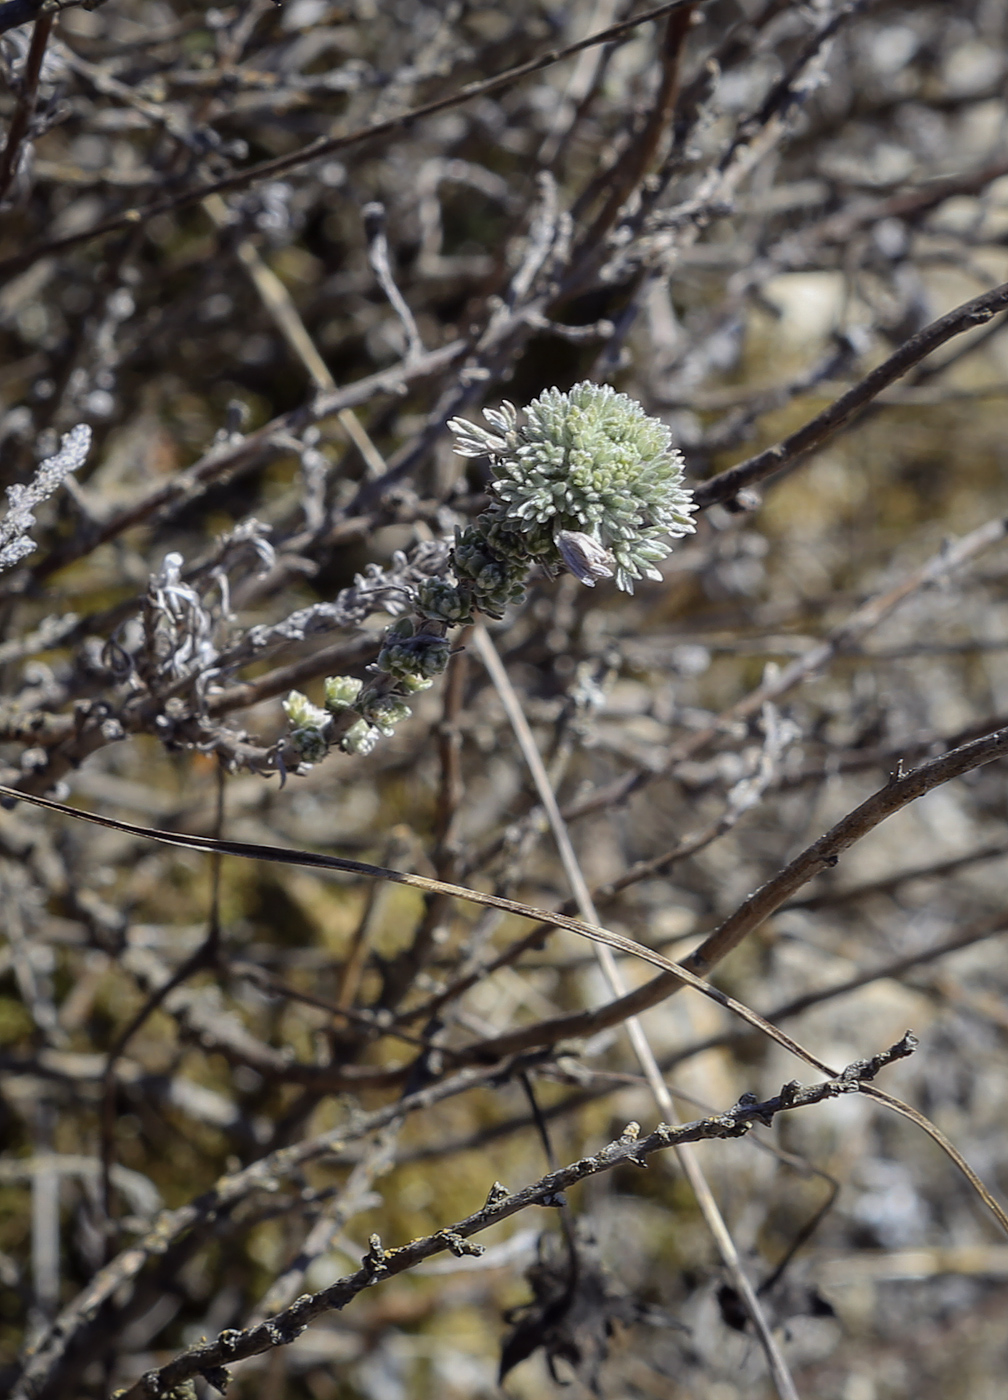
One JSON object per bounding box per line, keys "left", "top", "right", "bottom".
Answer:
{"left": 283, "top": 690, "right": 329, "bottom": 731}
{"left": 415, "top": 578, "right": 474, "bottom": 625}
{"left": 340, "top": 718, "right": 381, "bottom": 756}
{"left": 449, "top": 381, "right": 695, "bottom": 592}
{"left": 452, "top": 526, "right": 527, "bottom": 617}
{"left": 555, "top": 529, "right": 614, "bottom": 587}
{"left": 361, "top": 694, "right": 413, "bottom": 737}
{"left": 283, "top": 689, "right": 332, "bottom": 765}
{"left": 288, "top": 726, "right": 330, "bottom": 764}
{"left": 323, "top": 674, "right": 364, "bottom": 712}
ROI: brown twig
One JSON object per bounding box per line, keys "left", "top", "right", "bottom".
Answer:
{"left": 0, "top": 4, "right": 53, "bottom": 203}
{"left": 694, "top": 281, "right": 1008, "bottom": 510}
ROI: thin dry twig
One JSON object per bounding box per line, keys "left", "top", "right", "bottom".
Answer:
{"left": 566, "top": 515, "right": 1008, "bottom": 820}
{"left": 0, "top": 5, "right": 52, "bottom": 202}
{"left": 113, "top": 1038, "right": 917, "bottom": 1400}
{"left": 472, "top": 623, "right": 800, "bottom": 1398}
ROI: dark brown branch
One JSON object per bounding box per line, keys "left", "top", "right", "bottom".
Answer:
{"left": 0, "top": 779, "right": 847, "bottom": 1084}
{"left": 0, "top": 0, "right": 42, "bottom": 39}
{"left": 5, "top": 715, "right": 1008, "bottom": 1093}
{"left": 434, "top": 721, "right": 1008, "bottom": 1064}
{"left": 566, "top": 4, "right": 697, "bottom": 287}
{"left": 694, "top": 281, "right": 1008, "bottom": 510}
{"left": 0, "top": 5, "right": 53, "bottom": 202}
{"left": 681, "top": 722, "right": 1008, "bottom": 983}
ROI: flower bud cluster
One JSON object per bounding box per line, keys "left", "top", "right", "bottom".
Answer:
{"left": 413, "top": 578, "right": 474, "bottom": 626}
{"left": 282, "top": 690, "right": 333, "bottom": 765}
{"left": 342, "top": 716, "right": 381, "bottom": 756}
{"left": 452, "top": 526, "right": 528, "bottom": 618}
{"left": 283, "top": 381, "right": 694, "bottom": 768}
{"left": 284, "top": 623, "right": 453, "bottom": 767}
{"left": 323, "top": 675, "right": 363, "bottom": 709}
{"left": 448, "top": 380, "right": 695, "bottom": 593}
{"left": 376, "top": 619, "right": 452, "bottom": 688}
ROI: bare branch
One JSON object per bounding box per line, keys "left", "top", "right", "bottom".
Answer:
{"left": 695, "top": 282, "right": 1008, "bottom": 510}
{"left": 113, "top": 1040, "right": 917, "bottom": 1400}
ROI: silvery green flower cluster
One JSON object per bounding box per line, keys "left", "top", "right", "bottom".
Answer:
{"left": 283, "top": 382, "right": 694, "bottom": 767}
{"left": 449, "top": 380, "right": 695, "bottom": 594}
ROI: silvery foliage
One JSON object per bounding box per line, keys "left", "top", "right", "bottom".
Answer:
{"left": 143, "top": 552, "right": 222, "bottom": 689}
{"left": 98, "top": 528, "right": 449, "bottom": 758}
{"left": 126, "top": 530, "right": 452, "bottom": 742}
{"left": 284, "top": 383, "right": 696, "bottom": 767}
{"left": 231, "top": 538, "right": 452, "bottom": 664}
{"left": 137, "top": 520, "right": 276, "bottom": 702}
{"left": 0, "top": 424, "right": 91, "bottom": 573}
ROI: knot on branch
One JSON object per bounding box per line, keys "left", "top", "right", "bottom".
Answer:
{"left": 439, "top": 1229, "right": 485, "bottom": 1258}
{"left": 363, "top": 1232, "right": 388, "bottom": 1279}
{"left": 484, "top": 1180, "right": 510, "bottom": 1209}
